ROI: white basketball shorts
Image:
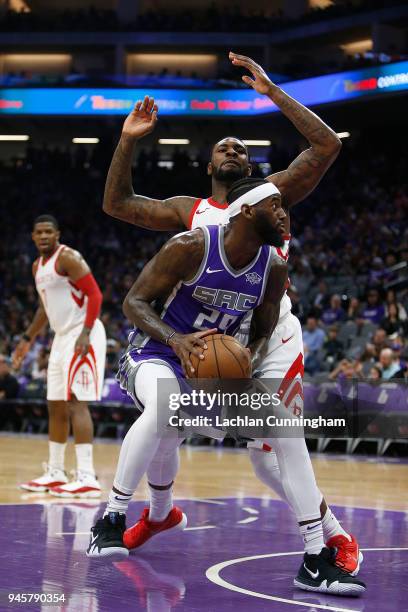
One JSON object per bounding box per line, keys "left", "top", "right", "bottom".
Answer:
{"left": 248, "top": 312, "right": 305, "bottom": 451}
{"left": 47, "top": 318, "right": 106, "bottom": 402}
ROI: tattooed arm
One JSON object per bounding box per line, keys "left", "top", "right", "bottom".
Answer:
{"left": 230, "top": 52, "right": 342, "bottom": 207}
{"left": 103, "top": 95, "right": 197, "bottom": 230}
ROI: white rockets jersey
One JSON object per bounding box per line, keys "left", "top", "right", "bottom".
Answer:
{"left": 190, "top": 197, "right": 292, "bottom": 321}
{"left": 35, "top": 244, "right": 87, "bottom": 335}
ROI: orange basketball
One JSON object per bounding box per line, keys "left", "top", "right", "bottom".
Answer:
{"left": 190, "top": 333, "right": 251, "bottom": 378}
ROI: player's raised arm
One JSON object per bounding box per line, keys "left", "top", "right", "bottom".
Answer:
{"left": 230, "top": 52, "right": 342, "bottom": 208}
{"left": 123, "top": 231, "right": 216, "bottom": 376}
{"left": 248, "top": 258, "right": 288, "bottom": 371}
{"left": 103, "top": 95, "right": 196, "bottom": 231}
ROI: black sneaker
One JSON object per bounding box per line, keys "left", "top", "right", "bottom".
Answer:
{"left": 294, "top": 547, "right": 366, "bottom": 597}
{"left": 86, "top": 513, "right": 129, "bottom": 558}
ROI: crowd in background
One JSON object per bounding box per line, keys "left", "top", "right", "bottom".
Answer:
{"left": 0, "top": 1, "right": 402, "bottom": 33}
{"left": 0, "top": 131, "right": 407, "bottom": 401}
{"left": 1, "top": 50, "right": 398, "bottom": 90}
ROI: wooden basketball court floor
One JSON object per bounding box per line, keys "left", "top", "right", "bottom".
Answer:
{"left": 1, "top": 434, "right": 408, "bottom": 611}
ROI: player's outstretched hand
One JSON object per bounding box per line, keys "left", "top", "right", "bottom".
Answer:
{"left": 122, "top": 96, "right": 158, "bottom": 140}
{"left": 229, "top": 51, "right": 273, "bottom": 95}
{"left": 168, "top": 328, "right": 218, "bottom": 377}
{"left": 12, "top": 338, "right": 31, "bottom": 370}
{"left": 75, "top": 329, "right": 91, "bottom": 357}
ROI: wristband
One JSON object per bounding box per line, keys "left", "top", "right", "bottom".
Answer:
{"left": 165, "top": 331, "right": 177, "bottom": 345}
{"left": 22, "top": 333, "right": 31, "bottom": 342}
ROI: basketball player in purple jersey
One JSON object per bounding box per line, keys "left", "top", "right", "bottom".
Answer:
{"left": 88, "top": 179, "right": 365, "bottom": 596}
{"left": 101, "top": 53, "right": 363, "bottom": 589}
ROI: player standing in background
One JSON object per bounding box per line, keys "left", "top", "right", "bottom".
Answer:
{"left": 102, "top": 52, "right": 362, "bottom": 588}
{"left": 13, "top": 215, "right": 106, "bottom": 498}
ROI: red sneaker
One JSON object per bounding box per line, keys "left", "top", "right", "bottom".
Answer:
{"left": 326, "top": 534, "right": 363, "bottom": 576}
{"left": 123, "top": 507, "right": 187, "bottom": 551}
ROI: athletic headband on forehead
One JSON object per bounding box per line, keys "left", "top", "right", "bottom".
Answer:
{"left": 227, "top": 182, "right": 281, "bottom": 220}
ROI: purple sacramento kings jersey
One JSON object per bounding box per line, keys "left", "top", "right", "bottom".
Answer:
{"left": 123, "top": 225, "right": 275, "bottom": 380}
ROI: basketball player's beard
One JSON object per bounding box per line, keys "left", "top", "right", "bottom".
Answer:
{"left": 213, "top": 164, "right": 245, "bottom": 183}
{"left": 255, "top": 218, "right": 284, "bottom": 248}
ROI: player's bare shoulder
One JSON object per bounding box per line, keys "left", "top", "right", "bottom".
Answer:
{"left": 158, "top": 227, "right": 206, "bottom": 278}
{"left": 56, "top": 246, "right": 90, "bottom": 276}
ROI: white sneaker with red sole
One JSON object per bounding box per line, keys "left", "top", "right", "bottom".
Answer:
{"left": 49, "top": 471, "right": 101, "bottom": 498}
{"left": 326, "top": 533, "right": 363, "bottom": 576}
{"left": 123, "top": 507, "right": 187, "bottom": 550}
{"left": 20, "top": 463, "right": 68, "bottom": 492}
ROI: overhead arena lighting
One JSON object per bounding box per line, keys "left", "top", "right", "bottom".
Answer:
{"left": 0, "top": 135, "right": 29, "bottom": 141}
{"left": 242, "top": 140, "right": 272, "bottom": 146}
{"left": 158, "top": 138, "right": 190, "bottom": 145}
{"left": 336, "top": 132, "right": 351, "bottom": 138}
{"left": 72, "top": 137, "right": 100, "bottom": 144}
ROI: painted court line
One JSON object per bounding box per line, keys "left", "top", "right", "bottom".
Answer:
{"left": 237, "top": 516, "right": 259, "bottom": 524}
{"left": 238, "top": 506, "right": 259, "bottom": 524}
{"left": 181, "top": 498, "right": 227, "bottom": 505}
{"left": 185, "top": 525, "right": 217, "bottom": 531}
{"left": 206, "top": 548, "right": 408, "bottom": 612}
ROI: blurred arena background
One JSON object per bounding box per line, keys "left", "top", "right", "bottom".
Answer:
{"left": 0, "top": 1, "right": 407, "bottom": 610}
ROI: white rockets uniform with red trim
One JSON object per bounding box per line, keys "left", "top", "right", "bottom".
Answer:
{"left": 190, "top": 197, "right": 304, "bottom": 419}
{"left": 35, "top": 245, "right": 106, "bottom": 402}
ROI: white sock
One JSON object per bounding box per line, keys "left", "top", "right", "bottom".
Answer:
{"left": 49, "top": 441, "right": 66, "bottom": 471}
{"left": 300, "top": 520, "right": 325, "bottom": 555}
{"left": 148, "top": 484, "right": 173, "bottom": 522}
{"left": 322, "top": 506, "right": 351, "bottom": 541}
{"left": 75, "top": 444, "right": 95, "bottom": 475}
{"left": 105, "top": 487, "right": 133, "bottom": 515}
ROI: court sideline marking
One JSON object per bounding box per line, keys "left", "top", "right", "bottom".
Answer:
{"left": 206, "top": 548, "right": 408, "bottom": 612}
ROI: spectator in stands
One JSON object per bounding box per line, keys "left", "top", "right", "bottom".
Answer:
{"left": 329, "top": 358, "right": 362, "bottom": 381}
{"left": 372, "top": 328, "right": 389, "bottom": 358}
{"left": 368, "top": 256, "right": 385, "bottom": 286}
{"left": 346, "top": 297, "right": 361, "bottom": 321}
{"left": 368, "top": 365, "right": 382, "bottom": 380}
{"left": 385, "top": 289, "right": 407, "bottom": 321}
{"left": 312, "top": 280, "right": 330, "bottom": 313}
{"left": 361, "top": 289, "right": 385, "bottom": 324}
{"left": 380, "top": 303, "right": 407, "bottom": 337}
{"left": 378, "top": 348, "right": 401, "bottom": 380}
{"left": 303, "top": 316, "right": 326, "bottom": 374}
{"left": 0, "top": 355, "right": 19, "bottom": 399}
{"left": 322, "top": 325, "right": 344, "bottom": 370}
{"left": 290, "top": 258, "right": 312, "bottom": 295}
{"left": 321, "top": 294, "right": 346, "bottom": 326}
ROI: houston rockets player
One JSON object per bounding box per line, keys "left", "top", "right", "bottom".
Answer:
{"left": 13, "top": 215, "right": 106, "bottom": 497}
{"left": 101, "top": 53, "right": 362, "bottom": 583}
{"left": 88, "top": 179, "right": 365, "bottom": 596}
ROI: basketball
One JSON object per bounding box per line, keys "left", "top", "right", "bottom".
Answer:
{"left": 190, "top": 333, "right": 251, "bottom": 378}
